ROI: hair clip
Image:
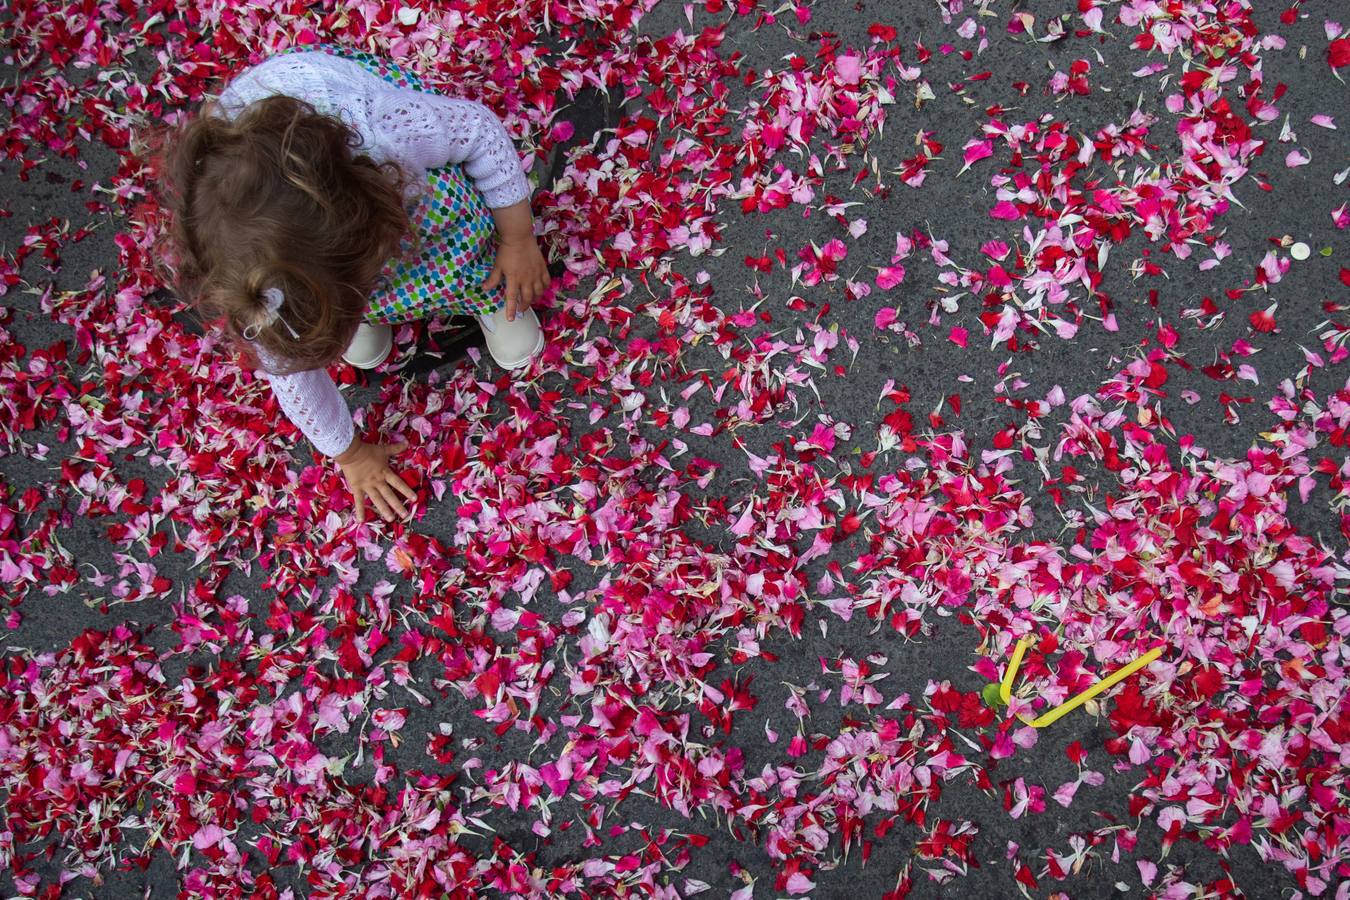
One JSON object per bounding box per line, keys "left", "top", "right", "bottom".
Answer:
{"left": 242, "top": 287, "right": 301, "bottom": 341}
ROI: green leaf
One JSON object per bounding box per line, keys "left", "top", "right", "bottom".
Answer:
{"left": 982, "top": 682, "right": 1007, "bottom": 708}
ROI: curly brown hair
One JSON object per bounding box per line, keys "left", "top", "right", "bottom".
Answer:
{"left": 155, "top": 95, "right": 410, "bottom": 372}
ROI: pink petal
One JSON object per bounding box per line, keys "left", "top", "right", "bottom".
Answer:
{"left": 835, "top": 54, "right": 863, "bottom": 85}
{"left": 876, "top": 265, "right": 906, "bottom": 289}
{"left": 193, "top": 825, "right": 225, "bottom": 851}
{"left": 962, "top": 139, "right": 993, "bottom": 167}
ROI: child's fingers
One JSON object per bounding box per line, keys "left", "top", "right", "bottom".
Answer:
{"left": 387, "top": 470, "right": 416, "bottom": 502}
{"left": 353, "top": 493, "right": 367, "bottom": 523}
{"left": 517, "top": 267, "right": 548, "bottom": 309}
{"left": 482, "top": 264, "right": 503, "bottom": 292}
{"left": 519, "top": 279, "right": 538, "bottom": 308}
{"left": 378, "top": 483, "right": 408, "bottom": 519}
{"left": 367, "top": 488, "right": 395, "bottom": 522}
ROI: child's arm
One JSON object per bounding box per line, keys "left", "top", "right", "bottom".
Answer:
{"left": 261, "top": 366, "right": 354, "bottom": 457}
{"left": 365, "top": 89, "right": 531, "bottom": 208}
{"left": 482, "top": 199, "right": 550, "bottom": 321}
{"left": 364, "top": 88, "right": 548, "bottom": 317}
{"left": 261, "top": 366, "right": 413, "bottom": 522}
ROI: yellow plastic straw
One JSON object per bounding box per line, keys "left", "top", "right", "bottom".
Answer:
{"left": 1026, "top": 645, "right": 1164, "bottom": 728}
{"left": 999, "top": 637, "right": 1030, "bottom": 704}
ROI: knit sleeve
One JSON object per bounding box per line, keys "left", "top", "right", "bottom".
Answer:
{"left": 366, "top": 89, "right": 531, "bottom": 208}
{"left": 259, "top": 366, "right": 356, "bottom": 459}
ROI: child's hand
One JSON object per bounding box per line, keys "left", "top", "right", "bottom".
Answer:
{"left": 336, "top": 438, "right": 416, "bottom": 522}
{"left": 486, "top": 200, "right": 550, "bottom": 322}
{"left": 483, "top": 236, "right": 549, "bottom": 322}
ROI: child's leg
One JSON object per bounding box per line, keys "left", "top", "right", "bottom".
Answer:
{"left": 367, "top": 165, "right": 506, "bottom": 325}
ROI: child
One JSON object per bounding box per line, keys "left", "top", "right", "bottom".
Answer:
{"left": 159, "top": 46, "right": 550, "bottom": 523}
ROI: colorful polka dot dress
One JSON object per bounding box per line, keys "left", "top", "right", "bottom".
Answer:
{"left": 307, "top": 45, "right": 506, "bottom": 324}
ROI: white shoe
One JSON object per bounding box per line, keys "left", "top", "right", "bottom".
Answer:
{"left": 342, "top": 322, "right": 393, "bottom": 369}
{"left": 476, "top": 306, "right": 544, "bottom": 370}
